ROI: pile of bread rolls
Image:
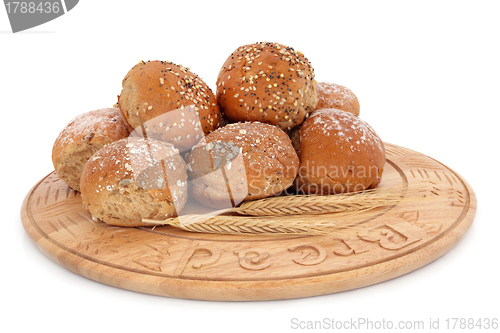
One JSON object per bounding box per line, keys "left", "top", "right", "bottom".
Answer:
{"left": 52, "top": 41, "right": 385, "bottom": 227}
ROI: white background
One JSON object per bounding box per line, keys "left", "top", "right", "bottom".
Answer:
{"left": 2, "top": 1, "right": 499, "bottom": 332}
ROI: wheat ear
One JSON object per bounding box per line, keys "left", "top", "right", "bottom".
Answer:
{"left": 142, "top": 209, "right": 373, "bottom": 236}
{"left": 232, "top": 188, "right": 403, "bottom": 216}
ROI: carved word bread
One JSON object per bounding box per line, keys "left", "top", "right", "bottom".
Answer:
{"left": 187, "top": 122, "right": 299, "bottom": 209}
{"left": 52, "top": 108, "right": 130, "bottom": 191}
{"left": 294, "top": 108, "right": 385, "bottom": 194}
{"left": 80, "top": 138, "right": 188, "bottom": 227}
{"left": 118, "top": 60, "right": 222, "bottom": 151}
{"left": 315, "top": 81, "right": 360, "bottom": 116}
{"left": 216, "top": 42, "right": 318, "bottom": 131}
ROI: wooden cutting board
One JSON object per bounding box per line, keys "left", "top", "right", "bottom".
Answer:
{"left": 21, "top": 143, "right": 476, "bottom": 301}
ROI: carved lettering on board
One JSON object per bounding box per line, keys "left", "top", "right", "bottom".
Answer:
{"left": 134, "top": 240, "right": 222, "bottom": 275}
{"left": 173, "top": 242, "right": 223, "bottom": 276}
{"left": 234, "top": 248, "right": 272, "bottom": 270}
{"left": 288, "top": 244, "right": 327, "bottom": 266}
{"left": 333, "top": 238, "right": 371, "bottom": 256}
{"left": 187, "top": 245, "right": 222, "bottom": 269}
{"left": 358, "top": 218, "right": 427, "bottom": 250}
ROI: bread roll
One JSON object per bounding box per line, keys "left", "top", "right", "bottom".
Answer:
{"left": 187, "top": 122, "right": 299, "bottom": 208}
{"left": 52, "top": 108, "right": 129, "bottom": 191}
{"left": 294, "top": 109, "right": 385, "bottom": 194}
{"left": 315, "top": 81, "right": 360, "bottom": 116}
{"left": 216, "top": 42, "right": 318, "bottom": 131}
{"left": 118, "top": 60, "right": 222, "bottom": 151}
{"left": 80, "top": 138, "right": 188, "bottom": 227}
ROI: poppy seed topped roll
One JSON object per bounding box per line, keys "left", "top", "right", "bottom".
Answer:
{"left": 216, "top": 42, "right": 318, "bottom": 131}
{"left": 118, "top": 60, "right": 222, "bottom": 150}
{"left": 187, "top": 122, "right": 299, "bottom": 209}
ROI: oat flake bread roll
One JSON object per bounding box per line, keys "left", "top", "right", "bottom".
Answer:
{"left": 52, "top": 108, "right": 130, "bottom": 191}
{"left": 80, "top": 138, "right": 188, "bottom": 227}
{"left": 187, "top": 122, "right": 299, "bottom": 209}
{"left": 315, "top": 81, "right": 360, "bottom": 116}
{"left": 118, "top": 60, "right": 222, "bottom": 151}
{"left": 216, "top": 42, "right": 318, "bottom": 131}
{"left": 294, "top": 109, "right": 385, "bottom": 194}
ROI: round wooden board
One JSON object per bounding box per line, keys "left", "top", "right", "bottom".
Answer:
{"left": 22, "top": 143, "right": 476, "bottom": 301}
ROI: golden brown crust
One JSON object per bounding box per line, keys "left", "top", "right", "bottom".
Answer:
{"left": 295, "top": 109, "right": 385, "bottom": 194}
{"left": 315, "top": 82, "right": 360, "bottom": 116}
{"left": 216, "top": 42, "right": 318, "bottom": 131}
{"left": 52, "top": 108, "right": 130, "bottom": 191}
{"left": 118, "top": 60, "right": 222, "bottom": 151}
{"left": 187, "top": 122, "right": 299, "bottom": 208}
{"left": 80, "top": 138, "right": 188, "bottom": 227}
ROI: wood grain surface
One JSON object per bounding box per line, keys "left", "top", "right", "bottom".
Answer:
{"left": 21, "top": 143, "right": 476, "bottom": 301}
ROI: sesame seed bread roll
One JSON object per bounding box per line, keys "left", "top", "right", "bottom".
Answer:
{"left": 294, "top": 109, "right": 385, "bottom": 194}
{"left": 315, "top": 82, "right": 360, "bottom": 116}
{"left": 80, "top": 138, "right": 188, "bottom": 227}
{"left": 118, "top": 60, "right": 222, "bottom": 151}
{"left": 187, "top": 122, "right": 299, "bottom": 209}
{"left": 52, "top": 108, "right": 130, "bottom": 191}
{"left": 216, "top": 42, "right": 318, "bottom": 131}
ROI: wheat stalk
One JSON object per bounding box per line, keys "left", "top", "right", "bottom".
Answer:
{"left": 142, "top": 209, "right": 374, "bottom": 236}
{"left": 232, "top": 189, "right": 402, "bottom": 216}
{"left": 141, "top": 185, "right": 419, "bottom": 236}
